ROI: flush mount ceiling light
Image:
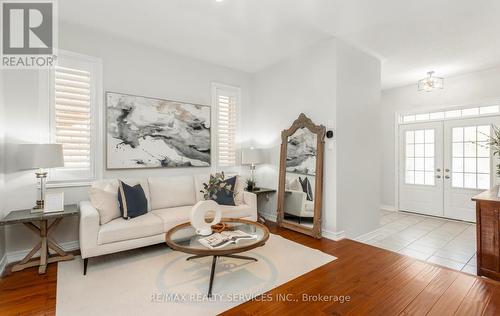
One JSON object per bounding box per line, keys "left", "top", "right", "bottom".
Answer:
{"left": 418, "top": 71, "right": 444, "bottom": 92}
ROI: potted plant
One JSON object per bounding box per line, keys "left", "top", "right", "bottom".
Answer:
{"left": 200, "top": 172, "right": 233, "bottom": 200}
{"left": 246, "top": 178, "right": 257, "bottom": 192}
{"left": 478, "top": 125, "right": 500, "bottom": 195}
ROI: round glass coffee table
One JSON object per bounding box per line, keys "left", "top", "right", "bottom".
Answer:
{"left": 165, "top": 218, "right": 269, "bottom": 297}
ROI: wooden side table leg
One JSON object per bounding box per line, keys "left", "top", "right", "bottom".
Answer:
{"left": 39, "top": 220, "right": 48, "bottom": 274}
{"left": 46, "top": 218, "right": 74, "bottom": 264}
{"left": 11, "top": 223, "right": 42, "bottom": 272}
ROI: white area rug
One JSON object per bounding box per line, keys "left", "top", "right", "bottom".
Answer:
{"left": 57, "top": 234, "right": 335, "bottom": 316}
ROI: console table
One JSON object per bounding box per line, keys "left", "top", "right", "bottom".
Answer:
{"left": 472, "top": 187, "right": 500, "bottom": 281}
{"left": 247, "top": 187, "right": 276, "bottom": 223}
{"left": 0, "top": 204, "right": 79, "bottom": 274}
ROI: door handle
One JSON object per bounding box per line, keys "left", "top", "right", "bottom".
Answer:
{"left": 436, "top": 168, "right": 441, "bottom": 172}
{"left": 445, "top": 169, "right": 450, "bottom": 172}
{"left": 445, "top": 175, "right": 450, "bottom": 179}
{"left": 436, "top": 175, "right": 442, "bottom": 179}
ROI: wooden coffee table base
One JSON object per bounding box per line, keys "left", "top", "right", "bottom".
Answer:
{"left": 11, "top": 219, "right": 74, "bottom": 274}
{"left": 186, "top": 254, "right": 258, "bottom": 297}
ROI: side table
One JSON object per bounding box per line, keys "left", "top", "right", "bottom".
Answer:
{"left": 0, "top": 204, "right": 79, "bottom": 274}
{"left": 247, "top": 188, "right": 276, "bottom": 223}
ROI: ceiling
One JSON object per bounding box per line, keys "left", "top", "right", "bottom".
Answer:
{"left": 60, "top": 0, "right": 500, "bottom": 89}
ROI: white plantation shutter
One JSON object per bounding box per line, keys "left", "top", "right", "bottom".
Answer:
{"left": 48, "top": 51, "right": 101, "bottom": 184}
{"left": 54, "top": 66, "right": 92, "bottom": 170}
{"left": 215, "top": 85, "right": 240, "bottom": 166}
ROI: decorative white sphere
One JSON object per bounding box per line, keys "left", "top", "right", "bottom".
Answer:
{"left": 190, "top": 200, "right": 222, "bottom": 236}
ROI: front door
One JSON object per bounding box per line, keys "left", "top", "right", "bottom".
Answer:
{"left": 399, "top": 116, "right": 500, "bottom": 222}
{"left": 399, "top": 122, "right": 444, "bottom": 217}
{"left": 443, "top": 117, "right": 500, "bottom": 221}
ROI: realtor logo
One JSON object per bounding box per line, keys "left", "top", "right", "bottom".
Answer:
{"left": 1, "top": 0, "right": 57, "bottom": 68}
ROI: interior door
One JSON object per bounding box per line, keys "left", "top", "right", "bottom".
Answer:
{"left": 443, "top": 117, "right": 500, "bottom": 222}
{"left": 399, "top": 122, "right": 444, "bottom": 217}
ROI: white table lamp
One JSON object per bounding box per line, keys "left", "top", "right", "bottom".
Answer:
{"left": 17, "top": 144, "right": 64, "bottom": 211}
{"left": 241, "top": 147, "right": 265, "bottom": 188}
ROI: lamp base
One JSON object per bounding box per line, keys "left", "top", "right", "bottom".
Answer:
{"left": 33, "top": 171, "right": 48, "bottom": 213}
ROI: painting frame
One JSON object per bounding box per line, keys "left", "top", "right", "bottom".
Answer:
{"left": 105, "top": 91, "right": 211, "bottom": 170}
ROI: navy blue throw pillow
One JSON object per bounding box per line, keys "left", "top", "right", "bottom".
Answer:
{"left": 212, "top": 176, "right": 236, "bottom": 206}
{"left": 118, "top": 181, "right": 148, "bottom": 219}
{"left": 299, "top": 177, "right": 313, "bottom": 201}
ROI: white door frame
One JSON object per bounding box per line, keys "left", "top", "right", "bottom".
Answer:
{"left": 394, "top": 103, "right": 500, "bottom": 217}
{"left": 398, "top": 121, "right": 444, "bottom": 216}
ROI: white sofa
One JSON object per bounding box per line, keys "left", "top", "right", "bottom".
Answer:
{"left": 284, "top": 189, "right": 314, "bottom": 219}
{"left": 79, "top": 174, "right": 257, "bottom": 274}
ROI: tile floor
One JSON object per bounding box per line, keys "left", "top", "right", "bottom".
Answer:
{"left": 356, "top": 210, "right": 477, "bottom": 275}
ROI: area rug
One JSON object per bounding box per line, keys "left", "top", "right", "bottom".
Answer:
{"left": 56, "top": 234, "right": 335, "bottom": 316}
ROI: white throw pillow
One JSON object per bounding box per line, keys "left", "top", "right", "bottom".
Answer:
{"left": 92, "top": 178, "right": 152, "bottom": 212}
{"left": 89, "top": 183, "right": 121, "bottom": 225}
{"left": 288, "top": 178, "right": 302, "bottom": 192}
{"left": 233, "top": 175, "right": 245, "bottom": 206}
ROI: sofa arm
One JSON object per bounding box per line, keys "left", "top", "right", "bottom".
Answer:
{"left": 283, "top": 190, "right": 307, "bottom": 217}
{"left": 79, "top": 201, "right": 100, "bottom": 259}
{"left": 243, "top": 191, "right": 258, "bottom": 220}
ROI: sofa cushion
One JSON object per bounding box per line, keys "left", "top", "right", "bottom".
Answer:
{"left": 195, "top": 174, "right": 245, "bottom": 206}
{"left": 98, "top": 212, "right": 163, "bottom": 245}
{"left": 287, "top": 177, "right": 302, "bottom": 191}
{"left": 91, "top": 178, "right": 152, "bottom": 212}
{"left": 118, "top": 181, "right": 148, "bottom": 219}
{"left": 233, "top": 175, "right": 245, "bottom": 206}
{"left": 212, "top": 176, "right": 236, "bottom": 206}
{"left": 89, "top": 183, "right": 121, "bottom": 225}
{"left": 148, "top": 176, "right": 196, "bottom": 210}
{"left": 151, "top": 206, "right": 193, "bottom": 231}
{"left": 299, "top": 176, "right": 314, "bottom": 201}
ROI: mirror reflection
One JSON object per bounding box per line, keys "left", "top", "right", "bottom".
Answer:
{"left": 283, "top": 127, "right": 317, "bottom": 228}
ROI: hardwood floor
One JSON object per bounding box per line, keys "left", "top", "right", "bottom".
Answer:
{"left": 0, "top": 263, "right": 56, "bottom": 315}
{"left": 223, "top": 223, "right": 500, "bottom": 316}
{"left": 1, "top": 222, "right": 499, "bottom": 316}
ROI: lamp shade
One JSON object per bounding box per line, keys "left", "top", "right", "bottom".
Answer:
{"left": 17, "top": 144, "right": 64, "bottom": 170}
{"left": 241, "top": 147, "right": 265, "bottom": 165}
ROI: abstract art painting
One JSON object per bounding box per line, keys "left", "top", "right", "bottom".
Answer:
{"left": 286, "top": 127, "right": 317, "bottom": 175}
{"left": 106, "top": 92, "right": 211, "bottom": 169}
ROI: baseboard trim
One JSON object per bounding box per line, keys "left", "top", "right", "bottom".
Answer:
{"left": 380, "top": 204, "right": 396, "bottom": 212}
{"left": 322, "top": 229, "right": 346, "bottom": 241}
{"left": 0, "top": 252, "right": 7, "bottom": 276}
{"left": 259, "top": 210, "right": 277, "bottom": 223}
{"left": 6, "top": 240, "right": 80, "bottom": 264}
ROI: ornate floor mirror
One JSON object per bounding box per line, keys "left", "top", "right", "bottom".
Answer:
{"left": 277, "top": 113, "right": 326, "bottom": 238}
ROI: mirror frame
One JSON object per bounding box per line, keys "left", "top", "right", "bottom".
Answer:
{"left": 277, "top": 113, "right": 326, "bottom": 239}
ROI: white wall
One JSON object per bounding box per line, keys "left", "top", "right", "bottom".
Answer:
{"left": 381, "top": 66, "right": 500, "bottom": 208}
{"left": 245, "top": 38, "right": 381, "bottom": 238}
{"left": 2, "top": 24, "right": 381, "bottom": 258}
{"left": 244, "top": 38, "right": 338, "bottom": 234}
{"left": 2, "top": 22, "right": 253, "bottom": 255}
{"left": 335, "top": 40, "right": 381, "bottom": 237}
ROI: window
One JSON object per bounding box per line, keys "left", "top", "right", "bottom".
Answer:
{"left": 48, "top": 51, "right": 102, "bottom": 184}
{"left": 405, "top": 129, "right": 435, "bottom": 185}
{"left": 401, "top": 105, "right": 500, "bottom": 124}
{"left": 213, "top": 83, "right": 240, "bottom": 166}
{"left": 451, "top": 125, "right": 490, "bottom": 189}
